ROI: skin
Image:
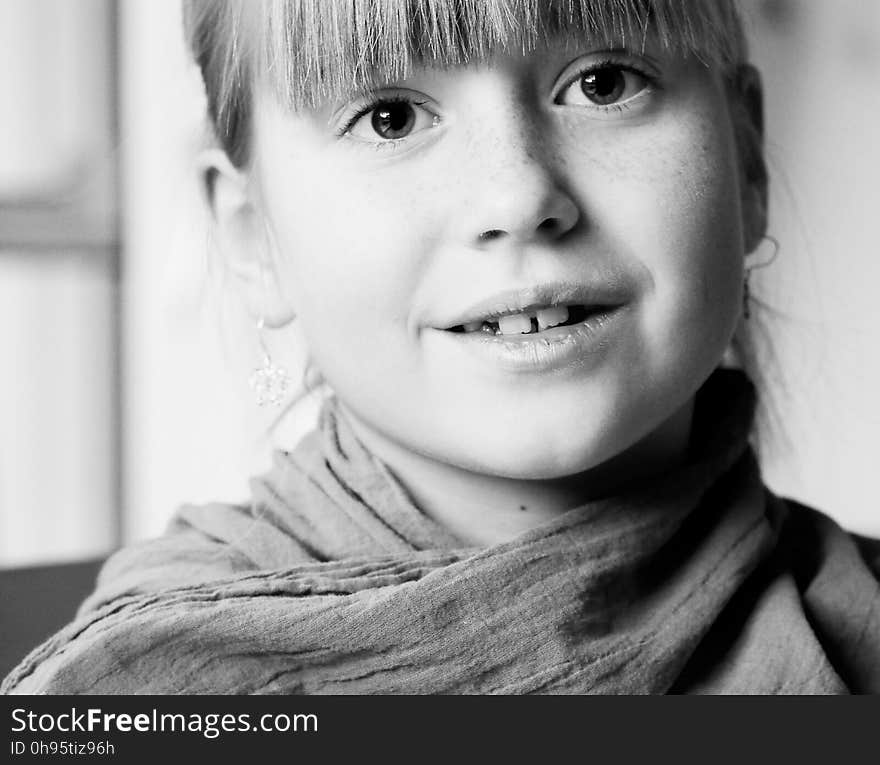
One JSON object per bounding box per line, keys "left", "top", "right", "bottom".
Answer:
{"left": 210, "top": 36, "right": 766, "bottom": 546}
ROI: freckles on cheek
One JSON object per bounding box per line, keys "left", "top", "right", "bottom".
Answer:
{"left": 599, "top": 110, "right": 742, "bottom": 356}
{"left": 668, "top": 149, "right": 743, "bottom": 358}
{"left": 644, "top": 118, "right": 741, "bottom": 267}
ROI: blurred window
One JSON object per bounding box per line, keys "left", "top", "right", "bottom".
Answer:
{"left": 0, "top": 0, "right": 119, "bottom": 566}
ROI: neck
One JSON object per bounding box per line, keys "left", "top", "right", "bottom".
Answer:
{"left": 339, "top": 400, "right": 695, "bottom": 547}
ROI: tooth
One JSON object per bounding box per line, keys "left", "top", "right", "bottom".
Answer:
{"left": 536, "top": 306, "right": 569, "bottom": 331}
{"left": 498, "top": 313, "right": 533, "bottom": 335}
{"left": 463, "top": 321, "right": 483, "bottom": 332}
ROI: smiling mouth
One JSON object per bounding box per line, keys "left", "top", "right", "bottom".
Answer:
{"left": 445, "top": 304, "right": 613, "bottom": 337}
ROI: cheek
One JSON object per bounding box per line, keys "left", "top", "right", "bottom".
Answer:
{"left": 580, "top": 110, "right": 745, "bottom": 368}
{"left": 259, "top": 149, "right": 440, "bottom": 382}
{"left": 657, "top": 128, "right": 744, "bottom": 354}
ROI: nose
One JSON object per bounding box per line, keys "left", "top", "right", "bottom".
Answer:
{"left": 455, "top": 116, "right": 581, "bottom": 249}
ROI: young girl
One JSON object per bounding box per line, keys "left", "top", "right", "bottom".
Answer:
{"left": 4, "top": 0, "right": 879, "bottom": 694}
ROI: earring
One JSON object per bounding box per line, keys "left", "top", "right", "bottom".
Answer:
{"left": 742, "top": 267, "right": 752, "bottom": 320}
{"left": 742, "top": 235, "right": 780, "bottom": 321}
{"left": 249, "top": 317, "right": 291, "bottom": 406}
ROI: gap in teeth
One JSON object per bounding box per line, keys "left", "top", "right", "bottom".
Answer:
{"left": 494, "top": 305, "right": 571, "bottom": 335}
{"left": 452, "top": 304, "right": 602, "bottom": 335}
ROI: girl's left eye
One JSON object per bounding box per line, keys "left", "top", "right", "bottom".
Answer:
{"left": 556, "top": 63, "right": 652, "bottom": 110}
{"left": 343, "top": 96, "right": 438, "bottom": 142}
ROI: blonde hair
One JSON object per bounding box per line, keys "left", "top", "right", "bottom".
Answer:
{"left": 183, "top": 0, "right": 748, "bottom": 166}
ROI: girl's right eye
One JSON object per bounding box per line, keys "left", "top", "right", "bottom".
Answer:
{"left": 342, "top": 94, "right": 439, "bottom": 143}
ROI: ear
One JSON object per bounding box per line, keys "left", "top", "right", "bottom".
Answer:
{"left": 197, "top": 148, "right": 296, "bottom": 328}
{"left": 729, "top": 65, "right": 769, "bottom": 253}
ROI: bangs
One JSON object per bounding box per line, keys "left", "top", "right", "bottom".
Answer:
{"left": 184, "top": 0, "right": 747, "bottom": 162}
{"left": 258, "top": 0, "right": 747, "bottom": 107}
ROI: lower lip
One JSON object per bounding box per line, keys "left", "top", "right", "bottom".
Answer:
{"left": 436, "top": 306, "right": 628, "bottom": 373}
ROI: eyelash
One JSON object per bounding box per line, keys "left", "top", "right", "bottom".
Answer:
{"left": 335, "top": 55, "right": 659, "bottom": 145}
{"left": 337, "top": 94, "right": 431, "bottom": 140}
{"left": 555, "top": 57, "right": 659, "bottom": 113}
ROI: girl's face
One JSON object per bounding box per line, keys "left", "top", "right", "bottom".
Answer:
{"left": 249, "top": 37, "right": 755, "bottom": 480}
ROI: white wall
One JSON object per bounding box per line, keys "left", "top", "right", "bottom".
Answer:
{"left": 744, "top": 0, "right": 880, "bottom": 534}
{"left": 120, "top": 0, "right": 325, "bottom": 543}
{"left": 121, "top": 0, "right": 246, "bottom": 542}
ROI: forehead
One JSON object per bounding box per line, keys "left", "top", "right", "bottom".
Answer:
{"left": 246, "top": 0, "right": 745, "bottom": 107}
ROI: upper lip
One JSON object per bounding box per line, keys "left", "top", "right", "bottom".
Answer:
{"left": 434, "top": 280, "right": 631, "bottom": 330}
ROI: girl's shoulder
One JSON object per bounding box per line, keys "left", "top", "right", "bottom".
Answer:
{"left": 851, "top": 530, "right": 880, "bottom": 578}
{"left": 773, "top": 496, "right": 880, "bottom": 692}
{"left": 776, "top": 496, "right": 880, "bottom": 581}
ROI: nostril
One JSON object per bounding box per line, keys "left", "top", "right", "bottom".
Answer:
{"left": 537, "top": 217, "right": 559, "bottom": 233}
{"left": 479, "top": 229, "right": 506, "bottom": 242}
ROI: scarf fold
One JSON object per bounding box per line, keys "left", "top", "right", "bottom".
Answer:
{"left": 4, "top": 370, "right": 878, "bottom": 694}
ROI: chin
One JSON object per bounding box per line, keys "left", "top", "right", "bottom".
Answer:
{"left": 468, "top": 449, "right": 611, "bottom": 482}
{"left": 453, "top": 427, "right": 624, "bottom": 481}
{"left": 447, "top": 387, "right": 681, "bottom": 483}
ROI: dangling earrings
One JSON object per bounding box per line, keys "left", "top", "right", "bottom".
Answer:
{"left": 248, "top": 248, "right": 294, "bottom": 406}
{"left": 742, "top": 269, "right": 752, "bottom": 321}
{"left": 249, "top": 316, "right": 291, "bottom": 406}
{"left": 743, "top": 235, "right": 780, "bottom": 321}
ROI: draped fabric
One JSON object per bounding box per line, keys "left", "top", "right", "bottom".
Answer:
{"left": 3, "top": 370, "right": 879, "bottom": 694}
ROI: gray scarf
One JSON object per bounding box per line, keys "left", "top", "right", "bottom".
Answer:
{"left": 4, "top": 371, "right": 879, "bottom": 693}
